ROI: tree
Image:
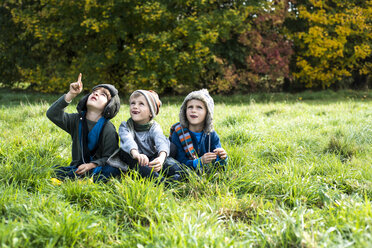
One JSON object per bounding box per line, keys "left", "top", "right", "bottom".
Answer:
{"left": 1, "top": 0, "right": 264, "bottom": 94}
{"left": 290, "top": 0, "right": 372, "bottom": 88}
{"left": 0, "top": 1, "right": 41, "bottom": 88}
{"left": 210, "top": 0, "right": 294, "bottom": 93}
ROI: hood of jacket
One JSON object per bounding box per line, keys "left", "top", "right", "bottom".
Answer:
{"left": 179, "top": 89, "right": 214, "bottom": 133}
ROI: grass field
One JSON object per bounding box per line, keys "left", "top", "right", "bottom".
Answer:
{"left": 0, "top": 89, "right": 371, "bottom": 247}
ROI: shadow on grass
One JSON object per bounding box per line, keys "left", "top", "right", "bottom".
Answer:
{"left": 1, "top": 88, "right": 371, "bottom": 107}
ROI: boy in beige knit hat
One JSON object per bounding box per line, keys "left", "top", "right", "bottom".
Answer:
{"left": 116, "top": 90, "right": 184, "bottom": 182}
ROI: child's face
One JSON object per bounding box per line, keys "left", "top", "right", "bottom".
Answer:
{"left": 86, "top": 88, "right": 110, "bottom": 113}
{"left": 186, "top": 99, "right": 207, "bottom": 128}
{"left": 129, "top": 95, "right": 151, "bottom": 125}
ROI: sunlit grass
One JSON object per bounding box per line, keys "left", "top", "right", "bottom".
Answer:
{"left": 0, "top": 89, "right": 371, "bottom": 247}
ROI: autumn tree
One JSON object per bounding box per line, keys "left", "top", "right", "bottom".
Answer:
{"left": 210, "top": 0, "right": 294, "bottom": 93}
{"left": 290, "top": 0, "right": 372, "bottom": 88}
{"left": 0, "top": 2, "right": 41, "bottom": 88}
{"left": 2, "top": 0, "right": 370, "bottom": 93}
{"left": 1, "top": 0, "right": 264, "bottom": 94}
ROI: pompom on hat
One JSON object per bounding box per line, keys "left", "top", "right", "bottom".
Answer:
{"left": 130, "top": 90, "right": 162, "bottom": 120}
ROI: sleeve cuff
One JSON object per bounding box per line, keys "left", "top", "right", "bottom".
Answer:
{"left": 63, "top": 94, "right": 72, "bottom": 104}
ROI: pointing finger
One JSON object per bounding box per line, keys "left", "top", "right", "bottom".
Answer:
{"left": 78, "top": 73, "right": 83, "bottom": 89}
{"left": 77, "top": 73, "right": 82, "bottom": 83}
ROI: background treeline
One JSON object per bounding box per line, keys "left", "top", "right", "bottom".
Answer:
{"left": 0, "top": 0, "right": 371, "bottom": 94}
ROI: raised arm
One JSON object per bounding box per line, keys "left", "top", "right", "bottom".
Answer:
{"left": 65, "top": 73, "right": 83, "bottom": 102}
{"left": 46, "top": 73, "right": 84, "bottom": 133}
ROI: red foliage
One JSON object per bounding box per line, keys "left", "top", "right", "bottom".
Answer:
{"left": 243, "top": 0, "right": 293, "bottom": 80}
{"left": 213, "top": 0, "right": 294, "bottom": 92}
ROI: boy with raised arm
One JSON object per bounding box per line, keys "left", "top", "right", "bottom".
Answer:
{"left": 170, "top": 89, "right": 228, "bottom": 172}
{"left": 46, "top": 73, "right": 121, "bottom": 182}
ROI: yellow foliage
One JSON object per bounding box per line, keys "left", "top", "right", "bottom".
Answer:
{"left": 81, "top": 18, "right": 109, "bottom": 33}
{"left": 294, "top": 0, "right": 371, "bottom": 87}
{"left": 354, "top": 44, "right": 371, "bottom": 59}
{"left": 359, "top": 62, "right": 372, "bottom": 75}
{"left": 310, "top": 0, "right": 324, "bottom": 8}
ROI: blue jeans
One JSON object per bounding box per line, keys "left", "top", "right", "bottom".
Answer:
{"left": 53, "top": 164, "right": 121, "bottom": 183}
{"left": 119, "top": 150, "right": 186, "bottom": 182}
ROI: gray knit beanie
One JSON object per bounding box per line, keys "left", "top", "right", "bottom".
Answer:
{"left": 179, "top": 89, "right": 214, "bottom": 133}
{"left": 130, "top": 90, "right": 162, "bottom": 120}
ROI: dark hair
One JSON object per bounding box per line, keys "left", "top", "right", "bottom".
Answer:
{"left": 77, "top": 84, "right": 121, "bottom": 119}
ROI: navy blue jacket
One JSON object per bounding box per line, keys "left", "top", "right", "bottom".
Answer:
{"left": 171, "top": 130, "right": 227, "bottom": 169}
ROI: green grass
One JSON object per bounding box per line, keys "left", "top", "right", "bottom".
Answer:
{"left": 0, "top": 89, "right": 371, "bottom": 247}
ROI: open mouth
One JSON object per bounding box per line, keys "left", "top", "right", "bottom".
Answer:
{"left": 190, "top": 115, "right": 198, "bottom": 118}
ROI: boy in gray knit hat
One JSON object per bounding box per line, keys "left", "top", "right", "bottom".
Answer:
{"left": 47, "top": 73, "right": 121, "bottom": 183}
{"left": 116, "top": 90, "right": 184, "bottom": 182}
{"left": 170, "top": 89, "right": 228, "bottom": 171}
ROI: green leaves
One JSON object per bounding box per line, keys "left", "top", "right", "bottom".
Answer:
{"left": 0, "top": 1, "right": 263, "bottom": 93}
{"left": 1, "top": 0, "right": 370, "bottom": 93}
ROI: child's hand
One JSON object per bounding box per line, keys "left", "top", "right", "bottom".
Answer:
{"left": 213, "top": 148, "right": 227, "bottom": 160}
{"left": 201, "top": 152, "right": 217, "bottom": 165}
{"left": 149, "top": 155, "right": 165, "bottom": 172}
{"left": 75, "top": 162, "right": 97, "bottom": 175}
{"left": 131, "top": 150, "right": 149, "bottom": 166}
{"left": 70, "top": 73, "right": 83, "bottom": 95}
{"left": 65, "top": 73, "right": 83, "bottom": 102}
{"left": 137, "top": 154, "right": 149, "bottom": 166}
